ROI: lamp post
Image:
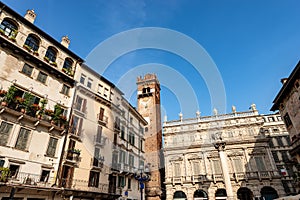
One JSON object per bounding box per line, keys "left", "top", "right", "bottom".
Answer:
{"left": 134, "top": 164, "right": 151, "bottom": 200}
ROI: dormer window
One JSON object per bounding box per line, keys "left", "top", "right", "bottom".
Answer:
{"left": 24, "top": 34, "right": 40, "bottom": 51}
{"left": 45, "top": 46, "right": 57, "bottom": 63}
{"left": 0, "top": 18, "right": 18, "bottom": 38}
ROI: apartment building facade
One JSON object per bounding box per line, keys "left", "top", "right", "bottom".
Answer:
{"left": 0, "top": 2, "right": 83, "bottom": 199}
{"left": 271, "top": 61, "right": 300, "bottom": 193}
{"left": 163, "top": 106, "right": 285, "bottom": 200}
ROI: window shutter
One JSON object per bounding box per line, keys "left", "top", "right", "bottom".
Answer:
{"left": 82, "top": 99, "right": 87, "bottom": 113}
{"left": 255, "top": 157, "right": 266, "bottom": 171}
{"left": 0, "top": 122, "right": 13, "bottom": 146}
{"left": 77, "top": 118, "right": 83, "bottom": 136}
{"left": 99, "top": 108, "right": 104, "bottom": 121}
{"left": 46, "top": 137, "right": 58, "bottom": 157}
{"left": 96, "top": 126, "right": 102, "bottom": 143}
{"left": 15, "top": 128, "right": 30, "bottom": 150}
{"left": 174, "top": 163, "right": 181, "bottom": 177}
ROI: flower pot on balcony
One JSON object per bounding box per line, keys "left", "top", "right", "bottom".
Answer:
{"left": 21, "top": 108, "right": 26, "bottom": 113}
{"left": 1, "top": 101, "right": 7, "bottom": 107}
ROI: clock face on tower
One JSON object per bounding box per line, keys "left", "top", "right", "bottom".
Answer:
{"left": 140, "top": 98, "right": 151, "bottom": 109}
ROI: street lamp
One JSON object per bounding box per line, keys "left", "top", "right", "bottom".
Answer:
{"left": 134, "top": 164, "right": 151, "bottom": 200}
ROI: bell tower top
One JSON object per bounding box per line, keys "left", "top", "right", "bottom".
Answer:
{"left": 137, "top": 74, "right": 160, "bottom": 100}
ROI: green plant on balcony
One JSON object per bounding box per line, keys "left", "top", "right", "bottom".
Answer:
{"left": 0, "top": 167, "right": 10, "bottom": 182}
{"left": 2, "top": 85, "right": 17, "bottom": 106}
{"left": 38, "top": 98, "right": 47, "bottom": 115}
{"left": 50, "top": 61, "right": 57, "bottom": 67}
{"left": 23, "top": 44, "right": 33, "bottom": 52}
{"left": 43, "top": 56, "right": 50, "bottom": 62}
{"left": 23, "top": 92, "right": 34, "bottom": 114}
{"left": 52, "top": 104, "right": 63, "bottom": 124}
{"left": 69, "top": 148, "right": 81, "bottom": 155}
{"left": 62, "top": 67, "right": 74, "bottom": 76}
{"left": 0, "top": 29, "right": 5, "bottom": 35}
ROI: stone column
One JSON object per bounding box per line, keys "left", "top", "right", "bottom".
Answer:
{"left": 214, "top": 142, "right": 234, "bottom": 200}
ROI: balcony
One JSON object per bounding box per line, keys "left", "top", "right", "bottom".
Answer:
{"left": 172, "top": 176, "right": 183, "bottom": 185}
{"left": 191, "top": 174, "right": 207, "bottom": 184}
{"left": 92, "top": 156, "right": 105, "bottom": 169}
{"left": 0, "top": 105, "right": 65, "bottom": 132}
{"left": 64, "top": 150, "right": 81, "bottom": 166}
{"left": 97, "top": 114, "right": 108, "bottom": 126}
{"left": 212, "top": 174, "right": 224, "bottom": 183}
{"left": 4, "top": 171, "right": 53, "bottom": 187}
{"left": 72, "top": 179, "right": 109, "bottom": 193}
{"left": 94, "top": 136, "right": 107, "bottom": 147}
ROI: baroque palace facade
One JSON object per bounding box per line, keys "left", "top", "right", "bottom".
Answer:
{"left": 163, "top": 106, "right": 297, "bottom": 200}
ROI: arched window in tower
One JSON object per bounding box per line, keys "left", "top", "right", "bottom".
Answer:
{"left": 45, "top": 46, "right": 58, "bottom": 63}
{"left": 0, "top": 18, "right": 18, "bottom": 38}
{"left": 24, "top": 34, "right": 40, "bottom": 51}
{"left": 142, "top": 87, "right": 151, "bottom": 94}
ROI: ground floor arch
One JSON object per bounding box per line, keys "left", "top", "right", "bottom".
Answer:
{"left": 260, "top": 186, "right": 279, "bottom": 200}
{"left": 215, "top": 188, "right": 227, "bottom": 200}
{"left": 194, "top": 189, "right": 208, "bottom": 200}
{"left": 173, "top": 190, "right": 187, "bottom": 200}
{"left": 237, "top": 187, "right": 253, "bottom": 200}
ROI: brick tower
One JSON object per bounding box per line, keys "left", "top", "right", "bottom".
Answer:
{"left": 137, "top": 74, "right": 164, "bottom": 200}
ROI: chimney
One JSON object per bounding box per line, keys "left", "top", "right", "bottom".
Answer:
{"left": 24, "top": 9, "right": 36, "bottom": 23}
{"left": 281, "top": 78, "right": 288, "bottom": 85}
{"left": 61, "top": 36, "right": 70, "bottom": 48}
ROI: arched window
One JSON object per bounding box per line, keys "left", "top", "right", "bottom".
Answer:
{"left": 0, "top": 18, "right": 18, "bottom": 37}
{"left": 173, "top": 191, "right": 187, "bottom": 200}
{"left": 215, "top": 189, "right": 227, "bottom": 200}
{"left": 194, "top": 190, "right": 208, "bottom": 200}
{"left": 24, "top": 34, "right": 40, "bottom": 51}
{"left": 63, "top": 58, "right": 73, "bottom": 70}
{"left": 62, "top": 58, "right": 74, "bottom": 76}
{"left": 45, "top": 46, "right": 57, "bottom": 63}
{"left": 237, "top": 187, "right": 253, "bottom": 200}
{"left": 260, "top": 186, "right": 278, "bottom": 200}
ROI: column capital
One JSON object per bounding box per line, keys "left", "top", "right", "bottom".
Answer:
{"left": 214, "top": 142, "right": 226, "bottom": 151}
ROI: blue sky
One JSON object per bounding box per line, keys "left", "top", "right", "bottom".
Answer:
{"left": 3, "top": 0, "right": 300, "bottom": 120}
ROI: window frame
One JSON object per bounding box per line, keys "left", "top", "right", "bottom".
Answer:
{"left": 15, "top": 127, "right": 31, "bottom": 151}
{"left": 21, "top": 63, "right": 34, "bottom": 77}
{"left": 37, "top": 71, "right": 48, "bottom": 84}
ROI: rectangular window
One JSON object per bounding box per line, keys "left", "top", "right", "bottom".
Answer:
{"left": 174, "top": 163, "right": 181, "bottom": 177}
{"left": 9, "top": 164, "right": 19, "bottom": 178}
{"left": 40, "top": 170, "right": 50, "bottom": 182}
{"left": 254, "top": 157, "right": 266, "bottom": 171}
{"left": 98, "top": 107, "right": 104, "bottom": 121}
{"left": 80, "top": 74, "right": 86, "bottom": 84}
{"left": 272, "top": 151, "right": 279, "bottom": 162}
{"left": 104, "top": 88, "right": 108, "bottom": 97}
{"left": 61, "top": 84, "right": 70, "bottom": 96}
{"left": 269, "top": 138, "right": 275, "bottom": 148}
{"left": 268, "top": 117, "right": 275, "bottom": 122}
{"left": 139, "top": 160, "right": 144, "bottom": 168}
{"left": 128, "top": 132, "right": 135, "bottom": 146}
{"left": 128, "top": 178, "right": 131, "bottom": 189}
{"left": 281, "top": 151, "right": 289, "bottom": 162}
{"left": 212, "top": 160, "right": 222, "bottom": 174}
{"left": 15, "top": 128, "right": 31, "bottom": 150}
{"left": 21, "top": 63, "right": 33, "bottom": 76}
{"left": 232, "top": 158, "right": 244, "bottom": 172}
{"left": 37, "top": 71, "right": 48, "bottom": 84}
{"left": 120, "top": 126, "right": 125, "bottom": 139}
{"left": 87, "top": 78, "right": 93, "bottom": 89}
{"left": 46, "top": 137, "right": 58, "bottom": 157}
{"left": 88, "top": 171, "right": 100, "bottom": 187}
{"left": 0, "top": 159, "right": 4, "bottom": 167}
{"left": 283, "top": 113, "right": 292, "bottom": 127}
{"left": 119, "top": 150, "right": 126, "bottom": 163}
{"left": 0, "top": 121, "right": 13, "bottom": 146}
{"left": 139, "top": 139, "right": 143, "bottom": 151}
{"left": 70, "top": 115, "right": 83, "bottom": 136}
{"left": 75, "top": 96, "right": 86, "bottom": 112}
{"left": 276, "top": 137, "right": 284, "bottom": 147}
{"left": 192, "top": 162, "right": 200, "bottom": 175}
{"left": 118, "top": 176, "right": 125, "bottom": 187}
{"left": 129, "top": 154, "right": 134, "bottom": 167}
{"left": 98, "top": 84, "right": 103, "bottom": 94}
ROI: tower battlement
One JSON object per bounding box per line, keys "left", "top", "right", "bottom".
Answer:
{"left": 137, "top": 74, "right": 160, "bottom": 84}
